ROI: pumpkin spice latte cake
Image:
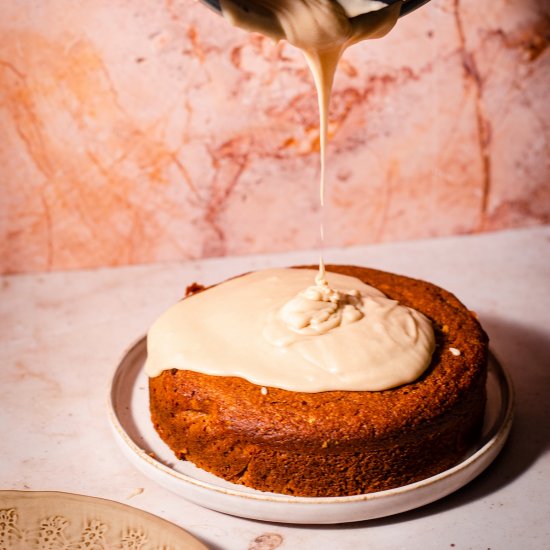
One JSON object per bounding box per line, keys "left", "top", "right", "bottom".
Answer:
{"left": 145, "top": 265, "right": 488, "bottom": 497}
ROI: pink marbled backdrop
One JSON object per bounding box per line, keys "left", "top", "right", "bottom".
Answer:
{"left": 0, "top": 0, "right": 549, "bottom": 274}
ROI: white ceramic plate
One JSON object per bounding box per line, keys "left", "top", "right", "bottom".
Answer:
{"left": 0, "top": 490, "right": 208, "bottom": 549}
{"left": 108, "top": 337, "right": 514, "bottom": 524}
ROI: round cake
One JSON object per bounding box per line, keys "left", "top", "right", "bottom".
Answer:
{"left": 147, "top": 265, "right": 488, "bottom": 497}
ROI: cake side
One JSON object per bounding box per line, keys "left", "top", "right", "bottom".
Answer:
{"left": 148, "top": 265, "right": 488, "bottom": 497}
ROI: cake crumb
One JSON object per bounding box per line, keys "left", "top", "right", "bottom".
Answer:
{"left": 261, "top": 386, "right": 268, "bottom": 396}
{"left": 185, "top": 282, "right": 205, "bottom": 297}
{"left": 449, "top": 347, "right": 461, "bottom": 356}
{"left": 248, "top": 532, "right": 283, "bottom": 550}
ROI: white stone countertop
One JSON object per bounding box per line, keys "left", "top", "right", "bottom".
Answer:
{"left": 2, "top": 226, "right": 549, "bottom": 550}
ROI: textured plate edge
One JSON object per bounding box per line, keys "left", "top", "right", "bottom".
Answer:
{"left": 107, "top": 337, "right": 515, "bottom": 523}
{"left": 0, "top": 489, "right": 210, "bottom": 549}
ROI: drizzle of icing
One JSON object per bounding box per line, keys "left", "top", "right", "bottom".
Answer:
{"left": 219, "top": 0, "right": 401, "bottom": 286}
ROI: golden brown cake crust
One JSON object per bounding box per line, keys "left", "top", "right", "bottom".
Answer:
{"left": 148, "top": 265, "right": 488, "bottom": 497}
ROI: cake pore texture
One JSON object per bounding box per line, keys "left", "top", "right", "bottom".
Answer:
{"left": 148, "top": 265, "right": 488, "bottom": 497}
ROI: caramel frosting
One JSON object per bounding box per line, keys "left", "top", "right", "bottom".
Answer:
{"left": 218, "top": 1, "right": 401, "bottom": 49}
{"left": 145, "top": 268, "right": 435, "bottom": 392}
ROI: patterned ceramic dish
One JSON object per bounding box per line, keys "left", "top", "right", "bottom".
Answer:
{"left": 108, "top": 337, "right": 514, "bottom": 524}
{"left": 0, "top": 491, "right": 207, "bottom": 550}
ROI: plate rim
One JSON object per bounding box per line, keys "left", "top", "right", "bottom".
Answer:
{"left": 0, "top": 489, "right": 209, "bottom": 549}
{"left": 108, "top": 336, "right": 514, "bottom": 515}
